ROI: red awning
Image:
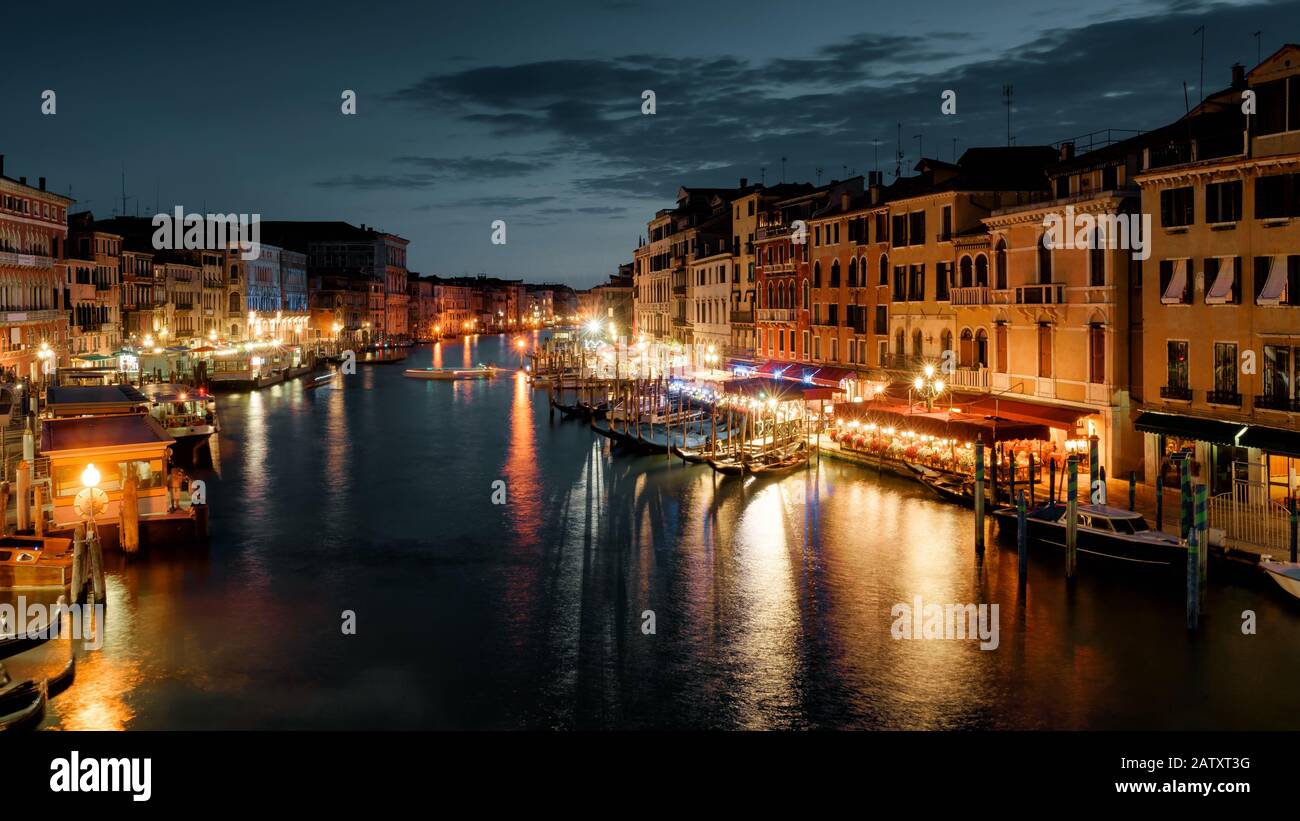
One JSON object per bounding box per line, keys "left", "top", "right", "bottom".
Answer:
{"left": 752, "top": 360, "right": 786, "bottom": 376}
{"left": 810, "top": 366, "right": 855, "bottom": 387}
{"left": 953, "top": 394, "right": 1093, "bottom": 431}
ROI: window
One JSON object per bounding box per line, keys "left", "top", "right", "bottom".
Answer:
{"left": 959, "top": 328, "right": 973, "bottom": 367}
{"left": 1263, "top": 344, "right": 1293, "bottom": 402}
{"left": 940, "top": 206, "right": 952, "bottom": 240}
{"left": 891, "top": 214, "right": 907, "bottom": 248}
{"left": 995, "top": 240, "right": 1008, "bottom": 290}
{"left": 936, "top": 262, "right": 951, "bottom": 301}
{"left": 912, "top": 329, "right": 923, "bottom": 359}
{"left": 1255, "top": 173, "right": 1300, "bottom": 219}
{"left": 813, "top": 335, "right": 821, "bottom": 360}
{"left": 892, "top": 266, "right": 906, "bottom": 302}
{"left": 879, "top": 254, "right": 889, "bottom": 286}
{"left": 995, "top": 323, "right": 1008, "bottom": 373}
{"left": 975, "top": 255, "right": 988, "bottom": 288}
{"left": 813, "top": 261, "right": 822, "bottom": 287}
{"left": 1166, "top": 340, "right": 1189, "bottom": 391}
{"left": 908, "top": 265, "right": 925, "bottom": 301}
{"left": 875, "top": 306, "right": 888, "bottom": 335}
{"left": 1160, "top": 187, "right": 1194, "bottom": 227}
{"left": 1088, "top": 324, "right": 1105, "bottom": 384}
{"left": 1159, "top": 259, "right": 1190, "bottom": 304}
{"left": 875, "top": 213, "right": 888, "bottom": 243}
{"left": 1038, "top": 323, "right": 1053, "bottom": 378}
{"left": 1204, "top": 257, "right": 1241, "bottom": 304}
{"left": 895, "top": 328, "right": 905, "bottom": 356}
{"left": 1212, "top": 342, "right": 1239, "bottom": 401}
{"left": 830, "top": 260, "right": 840, "bottom": 287}
{"left": 802, "top": 331, "right": 810, "bottom": 359}
{"left": 1257, "top": 79, "right": 1287, "bottom": 135}
{"left": 976, "top": 328, "right": 988, "bottom": 368}
{"left": 1037, "top": 236, "right": 1053, "bottom": 283}
{"left": 1089, "top": 238, "right": 1105, "bottom": 287}
{"left": 847, "top": 257, "right": 857, "bottom": 287}
{"left": 908, "top": 211, "right": 926, "bottom": 247}
{"left": 1206, "top": 181, "right": 1242, "bottom": 223}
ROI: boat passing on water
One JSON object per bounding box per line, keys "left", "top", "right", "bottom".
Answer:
{"left": 993, "top": 502, "right": 1185, "bottom": 566}
{"left": 1260, "top": 560, "right": 1300, "bottom": 601}
{"left": 140, "top": 383, "right": 217, "bottom": 461}
{"left": 403, "top": 366, "right": 503, "bottom": 380}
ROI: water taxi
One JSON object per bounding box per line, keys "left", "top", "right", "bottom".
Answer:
{"left": 993, "top": 503, "right": 1185, "bottom": 566}
{"left": 140, "top": 384, "right": 217, "bottom": 461}
{"left": 403, "top": 365, "right": 502, "bottom": 381}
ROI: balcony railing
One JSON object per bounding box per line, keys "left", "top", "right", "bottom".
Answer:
{"left": 1160, "top": 385, "right": 1192, "bottom": 401}
{"left": 729, "top": 310, "right": 754, "bottom": 324}
{"left": 881, "top": 354, "right": 926, "bottom": 371}
{"left": 1015, "top": 284, "right": 1065, "bottom": 305}
{"left": 1206, "top": 389, "right": 1242, "bottom": 406}
{"left": 949, "top": 366, "right": 990, "bottom": 389}
{"left": 0, "top": 251, "right": 54, "bottom": 268}
{"left": 764, "top": 261, "right": 795, "bottom": 274}
{"left": 756, "top": 308, "right": 795, "bottom": 323}
{"left": 950, "top": 286, "right": 991, "bottom": 306}
{"left": 757, "top": 225, "right": 793, "bottom": 241}
{"left": 2, "top": 309, "right": 65, "bottom": 324}
{"left": 1255, "top": 394, "right": 1300, "bottom": 412}
{"left": 672, "top": 284, "right": 687, "bottom": 296}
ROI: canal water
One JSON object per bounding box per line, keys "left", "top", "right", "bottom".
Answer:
{"left": 22, "top": 334, "right": 1300, "bottom": 729}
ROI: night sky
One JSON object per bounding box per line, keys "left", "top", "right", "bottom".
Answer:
{"left": 1, "top": 0, "right": 1293, "bottom": 287}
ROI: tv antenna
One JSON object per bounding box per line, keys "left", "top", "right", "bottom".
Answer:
{"left": 1194, "top": 25, "right": 1206, "bottom": 102}
{"left": 1002, "top": 86, "right": 1014, "bottom": 146}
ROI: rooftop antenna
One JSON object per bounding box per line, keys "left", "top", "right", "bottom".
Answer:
{"left": 1252, "top": 30, "right": 1261, "bottom": 67}
{"left": 914, "top": 134, "right": 923, "bottom": 162}
{"left": 894, "top": 122, "right": 903, "bottom": 178}
{"left": 815, "top": 166, "right": 823, "bottom": 185}
{"left": 952, "top": 137, "right": 961, "bottom": 162}
{"left": 760, "top": 166, "right": 766, "bottom": 185}
{"left": 872, "top": 138, "right": 881, "bottom": 173}
{"left": 1002, "top": 86, "right": 1014, "bottom": 146}
{"left": 1194, "top": 25, "right": 1206, "bottom": 103}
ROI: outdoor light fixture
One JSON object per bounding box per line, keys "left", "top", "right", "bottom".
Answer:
{"left": 82, "top": 463, "right": 100, "bottom": 489}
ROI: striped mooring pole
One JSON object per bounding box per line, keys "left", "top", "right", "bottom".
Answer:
{"left": 1016, "top": 489, "right": 1028, "bottom": 584}
{"left": 1179, "top": 458, "right": 1193, "bottom": 541}
{"left": 1066, "top": 454, "right": 1078, "bottom": 579}
{"left": 1196, "top": 482, "right": 1208, "bottom": 615}
{"left": 1088, "top": 434, "right": 1099, "bottom": 503}
{"left": 974, "top": 436, "right": 985, "bottom": 555}
{"left": 1187, "top": 487, "right": 1200, "bottom": 631}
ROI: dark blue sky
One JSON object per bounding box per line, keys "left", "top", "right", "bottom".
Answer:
{"left": 1, "top": 0, "right": 1292, "bottom": 287}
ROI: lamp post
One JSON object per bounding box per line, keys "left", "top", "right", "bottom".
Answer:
{"left": 911, "top": 364, "right": 946, "bottom": 413}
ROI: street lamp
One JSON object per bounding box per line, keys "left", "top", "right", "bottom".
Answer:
{"left": 911, "top": 365, "right": 946, "bottom": 413}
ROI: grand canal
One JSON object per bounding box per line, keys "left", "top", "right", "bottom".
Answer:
{"left": 20, "top": 334, "right": 1300, "bottom": 730}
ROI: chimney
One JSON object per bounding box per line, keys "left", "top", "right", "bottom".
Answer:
{"left": 1059, "top": 141, "right": 1075, "bottom": 161}
{"left": 840, "top": 192, "right": 850, "bottom": 212}
{"left": 19, "top": 177, "right": 26, "bottom": 186}
{"left": 1231, "top": 63, "right": 1246, "bottom": 89}
{"left": 38, "top": 177, "right": 45, "bottom": 191}
{"left": 739, "top": 177, "right": 748, "bottom": 188}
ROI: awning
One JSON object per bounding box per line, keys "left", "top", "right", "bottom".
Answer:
{"left": 72, "top": 353, "right": 112, "bottom": 362}
{"left": 954, "top": 394, "right": 1090, "bottom": 431}
{"left": 810, "top": 366, "right": 855, "bottom": 387}
{"left": 1237, "top": 424, "right": 1300, "bottom": 458}
{"left": 1257, "top": 256, "right": 1287, "bottom": 305}
{"left": 1160, "top": 259, "right": 1188, "bottom": 304}
{"left": 1204, "top": 258, "right": 1236, "bottom": 304}
{"left": 1134, "top": 411, "right": 1248, "bottom": 446}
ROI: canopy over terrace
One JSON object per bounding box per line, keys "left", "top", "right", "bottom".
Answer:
{"left": 833, "top": 387, "right": 1097, "bottom": 442}
{"left": 722, "top": 376, "right": 836, "bottom": 403}
{"left": 738, "top": 360, "right": 856, "bottom": 391}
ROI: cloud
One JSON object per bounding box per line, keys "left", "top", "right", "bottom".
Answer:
{"left": 393, "top": 155, "right": 550, "bottom": 178}
{"left": 313, "top": 174, "right": 437, "bottom": 191}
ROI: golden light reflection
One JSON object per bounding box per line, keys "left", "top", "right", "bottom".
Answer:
{"left": 502, "top": 371, "right": 541, "bottom": 547}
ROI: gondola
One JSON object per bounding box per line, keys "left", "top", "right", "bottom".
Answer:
{"left": 551, "top": 397, "right": 584, "bottom": 418}
{"left": 906, "top": 462, "right": 976, "bottom": 506}
{"left": 706, "top": 455, "right": 747, "bottom": 476}
{"left": 992, "top": 502, "right": 1185, "bottom": 566}
{"left": 0, "top": 678, "right": 46, "bottom": 732}
{"left": 745, "top": 442, "right": 809, "bottom": 476}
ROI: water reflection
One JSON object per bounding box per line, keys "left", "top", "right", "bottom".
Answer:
{"left": 19, "top": 335, "right": 1300, "bottom": 730}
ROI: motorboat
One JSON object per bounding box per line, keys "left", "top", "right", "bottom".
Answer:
{"left": 993, "top": 502, "right": 1185, "bottom": 566}
{"left": 403, "top": 366, "right": 502, "bottom": 380}
{"left": 1260, "top": 560, "right": 1300, "bottom": 601}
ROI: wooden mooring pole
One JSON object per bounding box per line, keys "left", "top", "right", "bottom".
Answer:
{"left": 1066, "top": 454, "right": 1078, "bottom": 579}
{"left": 974, "top": 436, "right": 985, "bottom": 555}
{"left": 1016, "top": 489, "right": 1028, "bottom": 584}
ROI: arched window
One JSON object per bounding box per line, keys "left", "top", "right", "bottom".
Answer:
{"left": 940, "top": 328, "right": 953, "bottom": 359}
{"left": 879, "top": 253, "right": 889, "bottom": 286}
{"left": 912, "top": 329, "right": 924, "bottom": 359}
{"left": 847, "top": 257, "right": 857, "bottom": 287}
{"left": 959, "top": 255, "right": 974, "bottom": 288}
{"left": 959, "top": 328, "right": 974, "bottom": 368}
{"left": 802, "top": 280, "right": 810, "bottom": 308}
{"left": 894, "top": 328, "right": 905, "bottom": 356}
{"left": 975, "top": 255, "right": 989, "bottom": 287}
{"left": 830, "top": 260, "right": 840, "bottom": 287}
{"left": 766, "top": 283, "right": 773, "bottom": 307}
{"left": 813, "top": 261, "right": 822, "bottom": 287}
{"left": 976, "top": 328, "right": 989, "bottom": 368}
{"left": 228, "top": 292, "right": 241, "bottom": 313}
{"left": 995, "top": 240, "right": 1008, "bottom": 290}
{"left": 1037, "top": 235, "right": 1053, "bottom": 284}
{"left": 788, "top": 281, "right": 797, "bottom": 308}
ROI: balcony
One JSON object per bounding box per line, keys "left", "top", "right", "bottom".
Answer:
{"left": 1160, "top": 385, "right": 1192, "bottom": 401}
{"left": 729, "top": 310, "right": 754, "bottom": 324}
{"left": 1206, "top": 389, "right": 1242, "bottom": 407}
{"left": 757, "top": 225, "right": 794, "bottom": 241}
{"left": 0, "top": 251, "right": 54, "bottom": 269}
{"left": 672, "top": 284, "right": 687, "bottom": 296}
{"left": 949, "top": 366, "right": 989, "bottom": 389}
{"left": 765, "top": 261, "right": 795, "bottom": 275}
{"left": 950, "top": 286, "right": 990, "bottom": 306}
{"left": 1, "top": 309, "right": 64, "bottom": 324}
{"left": 881, "top": 354, "right": 926, "bottom": 371}
{"left": 756, "top": 308, "right": 795, "bottom": 323}
{"left": 1015, "top": 284, "right": 1065, "bottom": 305}
{"left": 1255, "top": 394, "right": 1300, "bottom": 412}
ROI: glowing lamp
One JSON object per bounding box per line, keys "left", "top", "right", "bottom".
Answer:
{"left": 82, "top": 463, "right": 100, "bottom": 489}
